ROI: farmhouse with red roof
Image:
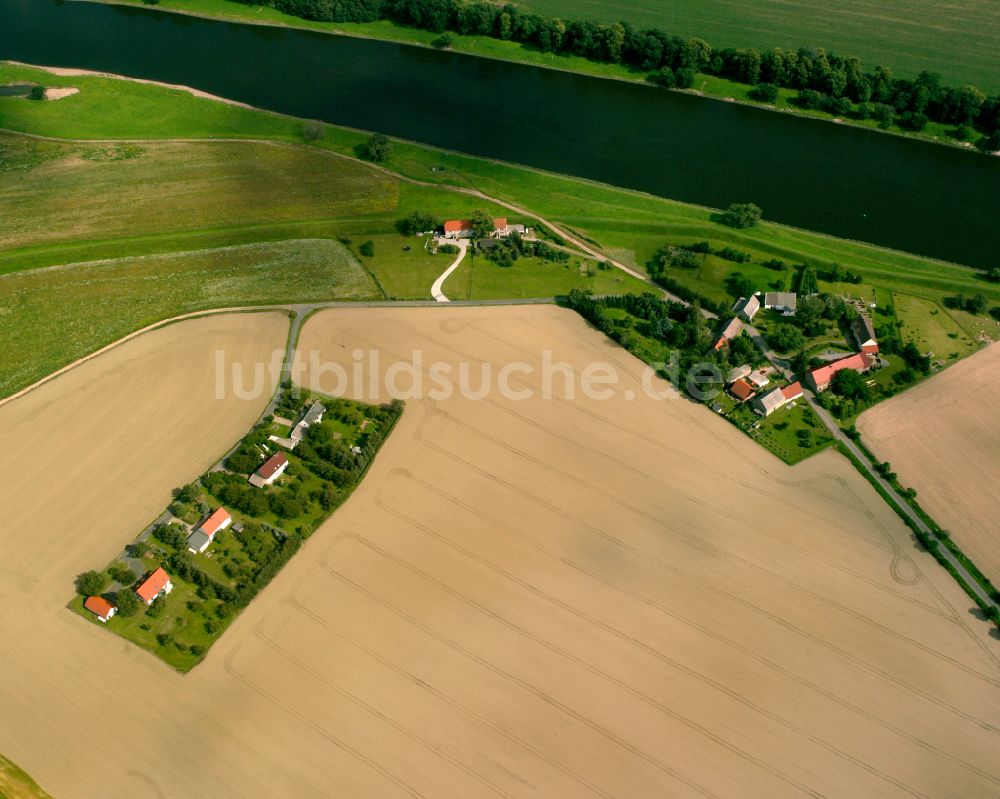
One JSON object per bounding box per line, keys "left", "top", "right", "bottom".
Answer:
{"left": 187, "top": 507, "right": 232, "bottom": 554}
{"left": 84, "top": 596, "right": 116, "bottom": 623}
{"left": 805, "top": 352, "right": 874, "bottom": 393}
{"left": 249, "top": 452, "right": 289, "bottom": 488}
{"left": 782, "top": 381, "right": 804, "bottom": 401}
{"left": 443, "top": 218, "right": 526, "bottom": 240}
{"left": 136, "top": 567, "right": 173, "bottom": 605}
{"left": 443, "top": 219, "right": 473, "bottom": 239}
{"left": 729, "top": 378, "right": 756, "bottom": 402}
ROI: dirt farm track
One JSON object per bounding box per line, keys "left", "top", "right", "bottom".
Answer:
{"left": 858, "top": 343, "right": 1000, "bottom": 584}
{"left": 0, "top": 305, "right": 998, "bottom": 798}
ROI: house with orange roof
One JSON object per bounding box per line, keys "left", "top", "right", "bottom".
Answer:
{"left": 729, "top": 378, "right": 756, "bottom": 402}
{"left": 782, "top": 381, "right": 804, "bottom": 401}
{"left": 443, "top": 219, "right": 473, "bottom": 239}
{"left": 751, "top": 381, "right": 804, "bottom": 416}
{"left": 84, "top": 596, "right": 116, "bottom": 623}
{"left": 805, "top": 352, "right": 874, "bottom": 393}
{"left": 187, "top": 506, "right": 232, "bottom": 554}
{"left": 444, "top": 218, "right": 525, "bottom": 240}
{"left": 136, "top": 567, "right": 173, "bottom": 605}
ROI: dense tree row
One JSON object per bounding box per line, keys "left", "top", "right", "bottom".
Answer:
{"left": 247, "top": 0, "right": 1000, "bottom": 145}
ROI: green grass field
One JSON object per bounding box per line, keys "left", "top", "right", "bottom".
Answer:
{"left": 0, "top": 132, "right": 398, "bottom": 258}
{"left": 0, "top": 240, "right": 378, "bottom": 397}
{"left": 519, "top": 0, "right": 1000, "bottom": 92}
{"left": 446, "top": 252, "right": 651, "bottom": 300}
{"left": 0, "top": 754, "right": 53, "bottom": 799}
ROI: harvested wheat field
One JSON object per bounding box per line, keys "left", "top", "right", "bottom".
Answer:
{"left": 858, "top": 343, "right": 1000, "bottom": 583}
{"left": 1, "top": 305, "right": 999, "bottom": 798}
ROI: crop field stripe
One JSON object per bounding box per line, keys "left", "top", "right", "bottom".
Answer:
{"left": 282, "top": 597, "right": 619, "bottom": 799}
{"left": 412, "top": 426, "right": 1000, "bottom": 729}
{"left": 378, "top": 468, "right": 1000, "bottom": 788}
{"left": 518, "top": 0, "right": 1000, "bottom": 91}
{"left": 319, "top": 558, "right": 723, "bottom": 798}
{"left": 370, "top": 482, "right": 958, "bottom": 794}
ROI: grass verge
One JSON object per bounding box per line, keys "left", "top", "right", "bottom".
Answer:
{"left": 0, "top": 754, "right": 53, "bottom": 799}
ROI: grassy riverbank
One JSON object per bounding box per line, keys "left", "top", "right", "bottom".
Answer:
{"left": 78, "top": 0, "right": 996, "bottom": 150}
{"left": 3, "top": 60, "right": 998, "bottom": 401}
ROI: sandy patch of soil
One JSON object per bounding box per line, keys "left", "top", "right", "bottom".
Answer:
{"left": 7, "top": 61, "right": 254, "bottom": 108}
{"left": 43, "top": 87, "right": 79, "bottom": 100}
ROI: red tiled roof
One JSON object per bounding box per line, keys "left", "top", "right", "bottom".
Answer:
{"left": 781, "top": 381, "right": 803, "bottom": 400}
{"left": 200, "top": 507, "right": 231, "bottom": 537}
{"left": 808, "top": 352, "right": 873, "bottom": 387}
{"left": 84, "top": 596, "right": 115, "bottom": 618}
{"left": 254, "top": 452, "right": 288, "bottom": 481}
{"left": 493, "top": 218, "right": 507, "bottom": 230}
{"left": 136, "top": 567, "right": 170, "bottom": 603}
{"left": 443, "top": 220, "right": 471, "bottom": 232}
{"left": 730, "top": 378, "right": 755, "bottom": 401}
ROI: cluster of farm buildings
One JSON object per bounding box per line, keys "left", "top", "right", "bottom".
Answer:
{"left": 82, "top": 403, "right": 326, "bottom": 624}
{"left": 714, "top": 290, "right": 880, "bottom": 416}
{"left": 442, "top": 218, "right": 527, "bottom": 239}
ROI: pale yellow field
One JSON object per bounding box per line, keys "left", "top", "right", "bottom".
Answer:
{"left": 858, "top": 343, "right": 1000, "bottom": 583}
{"left": 0, "top": 306, "right": 998, "bottom": 798}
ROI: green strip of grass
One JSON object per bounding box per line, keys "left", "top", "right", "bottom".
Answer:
{"left": 0, "top": 240, "right": 379, "bottom": 397}
{"left": 0, "top": 754, "right": 53, "bottom": 799}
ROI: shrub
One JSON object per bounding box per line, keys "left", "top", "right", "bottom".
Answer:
{"left": 748, "top": 83, "right": 778, "bottom": 103}
{"left": 301, "top": 120, "right": 323, "bottom": 142}
{"left": 359, "top": 240, "right": 375, "bottom": 257}
{"left": 719, "top": 203, "right": 762, "bottom": 229}
{"left": 116, "top": 588, "right": 141, "bottom": 616}
{"left": 75, "top": 570, "right": 106, "bottom": 596}
{"left": 767, "top": 324, "right": 805, "bottom": 352}
{"left": 363, "top": 133, "right": 392, "bottom": 162}
{"left": 398, "top": 210, "right": 440, "bottom": 236}
{"left": 715, "top": 246, "right": 751, "bottom": 263}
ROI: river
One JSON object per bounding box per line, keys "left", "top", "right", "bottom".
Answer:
{"left": 2, "top": 0, "right": 998, "bottom": 268}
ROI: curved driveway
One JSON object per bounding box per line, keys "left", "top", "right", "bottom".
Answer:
{"left": 430, "top": 239, "right": 468, "bottom": 302}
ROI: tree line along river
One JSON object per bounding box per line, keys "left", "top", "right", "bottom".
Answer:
{"left": 3, "top": 0, "right": 999, "bottom": 269}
